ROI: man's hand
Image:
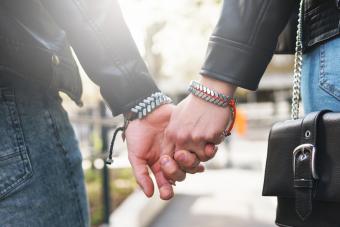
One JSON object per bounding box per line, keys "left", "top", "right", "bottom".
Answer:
{"left": 125, "top": 104, "right": 204, "bottom": 200}
{"left": 161, "top": 77, "right": 236, "bottom": 179}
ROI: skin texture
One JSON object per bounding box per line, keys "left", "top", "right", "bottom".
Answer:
{"left": 126, "top": 77, "right": 236, "bottom": 200}
{"left": 162, "top": 77, "right": 237, "bottom": 179}
{"left": 125, "top": 104, "right": 209, "bottom": 200}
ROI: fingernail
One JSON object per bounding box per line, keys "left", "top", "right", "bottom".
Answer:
{"left": 160, "top": 186, "right": 173, "bottom": 200}
{"left": 161, "top": 156, "right": 171, "bottom": 166}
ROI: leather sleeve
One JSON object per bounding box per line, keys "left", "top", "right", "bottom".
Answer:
{"left": 40, "top": 0, "right": 159, "bottom": 116}
{"left": 200, "top": 0, "right": 295, "bottom": 90}
{"left": 275, "top": 4, "right": 298, "bottom": 55}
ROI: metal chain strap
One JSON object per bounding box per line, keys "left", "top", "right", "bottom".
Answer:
{"left": 291, "top": 0, "right": 304, "bottom": 120}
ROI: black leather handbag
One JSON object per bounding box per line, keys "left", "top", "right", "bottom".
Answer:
{"left": 262, "top": 1, "right": 340, "bottom": 227}
{"left": 263, "top": 110, "right": 340, "bottom": 227}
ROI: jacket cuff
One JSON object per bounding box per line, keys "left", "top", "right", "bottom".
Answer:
{"left": 100, "top": 72, "right": 160, "bottom": 116}
{"left": 200, "top": 37, "right": 274, "bottom": 91}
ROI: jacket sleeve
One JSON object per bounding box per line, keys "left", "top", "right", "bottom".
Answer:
{"left": 200, "top": 0, "right": 296, "bottom": 90}
{"left": 40, "top": 0, "right": 159, "bottom": 116}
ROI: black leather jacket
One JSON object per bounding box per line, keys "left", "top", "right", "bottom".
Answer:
{"left": 0, "top": 0, "right": 159, "bottom": 116}
{"left": 1, "top": 0, "right": 338, "bottom": 115}
{"left": 201, "top": 0, "right": 340, "bottom": 91}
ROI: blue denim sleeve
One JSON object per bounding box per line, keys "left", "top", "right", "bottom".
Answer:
{"left": 40, "top": 0, "right": 159, "bottom": 116}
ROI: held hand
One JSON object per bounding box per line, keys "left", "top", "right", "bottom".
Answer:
{"left": 125, "top": 104, "right": 204, "bottom": 200}
{"left": 161, "top": 77, "right": 236, "bottom": 179}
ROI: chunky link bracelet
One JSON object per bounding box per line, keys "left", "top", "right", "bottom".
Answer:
{"left": 128, "top": 92, "right": 172, "bottom": 121}
{"left": 188, "top": 80, "right": 237, "bottom": 137}
{"left": 106, "top": 92, "right": 172, "bottom": 165}
{"left": 188, "top": 80, "right": 234, "bottom": 107}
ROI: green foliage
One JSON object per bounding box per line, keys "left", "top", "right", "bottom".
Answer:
{"left": 85, "top": 168, "right": 137, "bottom": 226}
{"left": 195, "top": 0, "right": 221, "bottom": 7}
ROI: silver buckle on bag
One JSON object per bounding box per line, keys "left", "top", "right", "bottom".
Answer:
{"left": 293, "top": 144, "right": 318, "bottom": 180}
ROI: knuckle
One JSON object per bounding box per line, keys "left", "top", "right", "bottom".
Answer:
{"left": 191, "top": 133, "right": 203, "bottom": 143}
{"left": 176, "top": 131, "right": 189, "bottom": 145}
{"left": 205, "top": 131, "right": 219, "bottom": 142}
{"left": 165, "top": 128, "right": 175, "bottom": 140}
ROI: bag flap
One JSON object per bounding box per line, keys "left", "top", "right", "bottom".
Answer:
{"left": 262, "top": 112, "right": 340, "bottom": 202}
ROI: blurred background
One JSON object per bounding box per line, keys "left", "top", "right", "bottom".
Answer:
{"left": 60, "top": 0, "right": 295, "bottom": 226}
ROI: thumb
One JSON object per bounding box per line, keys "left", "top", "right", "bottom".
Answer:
{"left": 128, "top": 155, "right": 154, "bottom": 198}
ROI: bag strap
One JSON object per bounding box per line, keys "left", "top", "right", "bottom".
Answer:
{"left": 293, "top": 110, "right": 331, "bottom": 220}
{"left": 291, "top": 0, "right": 304, "bottom": 120}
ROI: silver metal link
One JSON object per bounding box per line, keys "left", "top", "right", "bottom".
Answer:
{"left": 188, "top": 80, "right": 234, "bottom": 108}
{"left": 128, "top": 92, "right": 172, "bottom": 120}
{"left": 291, "top": 0, "right": 304, "bottom": 120}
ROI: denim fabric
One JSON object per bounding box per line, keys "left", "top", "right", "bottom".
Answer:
{"left": 0, "top": 76, "right": 89, "bottom": 226}
{"left": 301, "top": 37, "right": 340, "bottom": 114}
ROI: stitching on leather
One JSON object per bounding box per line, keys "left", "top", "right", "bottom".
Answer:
{"left": 209, "top": 36, "right": 253, "bottom": 51}
{"left": 305, "top": 0, "right": 332, "bottom": 15}
{"left": 208, "top": 38, "right": 273, "bottom": 54}
{"left": 200, "top": 68, "right": 259, "bottom": 90}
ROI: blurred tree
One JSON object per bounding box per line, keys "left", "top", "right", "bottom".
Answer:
{"left": 119, "top": 0, "right": 293, "bottom": 98}
{"left": 144, "top": 21, "right": 166, "bottom": 80}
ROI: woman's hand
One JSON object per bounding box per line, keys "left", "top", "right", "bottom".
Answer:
{"left": 161, "top": 77, "right": 236, "bottom": 179}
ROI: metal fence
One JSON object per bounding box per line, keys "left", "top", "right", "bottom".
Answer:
{"left": 70, "top": 101, "right": 123, "bottom": 225}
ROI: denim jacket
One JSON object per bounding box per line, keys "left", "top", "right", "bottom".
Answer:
{"left": 0, "top": 0, "right": 159, "bottom": 116}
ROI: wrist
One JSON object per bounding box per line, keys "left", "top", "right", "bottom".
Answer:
{"left": 124, "top": 92, "right": 172, "bottom": 121}
{"left": 187, "top": 79, "right": 237, "bottom": 136}
{"left": 199, "top": 76, "right": 237, "bottom": 96}
{"left": 132, "top": 103, "right": 173, "bottom": 121}
{"left": 126, "top": 103, "right": 173, "bottom": 130}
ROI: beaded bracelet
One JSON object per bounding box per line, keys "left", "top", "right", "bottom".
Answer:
{"left": 188, "top": 80, "right": 237, "bottom": 137}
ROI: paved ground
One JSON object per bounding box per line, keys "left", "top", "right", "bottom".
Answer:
{"left": 149, "top": 138, "right": 277, "bottom": 227}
